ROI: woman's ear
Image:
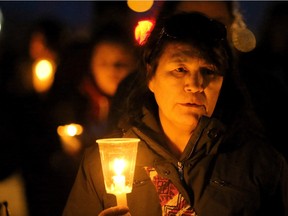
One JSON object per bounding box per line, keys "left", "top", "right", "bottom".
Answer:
{"left": 147, "top": 64, "right": 154, "bottom": 92}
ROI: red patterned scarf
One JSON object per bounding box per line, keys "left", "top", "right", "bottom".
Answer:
{"left": 145, "top": 167, "right": 196, "bottom": 216}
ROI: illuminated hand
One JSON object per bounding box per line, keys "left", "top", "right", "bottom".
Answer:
{"left": 98, "top": 206, "right": 131, "bottom": 216}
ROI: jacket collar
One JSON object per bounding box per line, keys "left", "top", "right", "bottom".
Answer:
{"left": 131, "top": 108, "right": 226, "bottom": 162}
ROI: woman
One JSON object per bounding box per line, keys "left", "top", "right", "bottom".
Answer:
{"left": 62, "top": 12, "right": 288, "bottom": 216}
{"left": 108, "top": 0, "right": 252, "bottom": 131}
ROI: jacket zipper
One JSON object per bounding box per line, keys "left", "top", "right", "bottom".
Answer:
{"left": 178, "top": 161, "right": 184, "bottom": 181}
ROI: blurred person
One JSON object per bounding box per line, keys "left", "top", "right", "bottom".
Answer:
{"left": 3, "top": 17, "right": 69, "bottom": 98}
{"left": 49, "top": 21, "right": 137, "bottom": 154}
{"left": 45, "top": 37, "right": 91, "bottom": 188}
{"left": 63, "top": 12, "right": 288, "bottom": 216}
{"left": 74, "top": 21, "right": 137, "bottom": 147}
{"left": 45, "top": 21, "right": 138, "bottom": 214}
{"left": 15, "top": 17, "right": 68, "bottom": 96}
{"left": 0, "top": 17, "right": 69, "bottom": 216}
{"left": 1, "top": 16, "right": 68, "bottom": 110}
{"left": 0, "top": 31, "right": 30, "bottom": 216}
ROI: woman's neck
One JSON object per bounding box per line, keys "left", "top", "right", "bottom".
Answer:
{"left": 160, "top": 118, "right": 197, "bottom": 159}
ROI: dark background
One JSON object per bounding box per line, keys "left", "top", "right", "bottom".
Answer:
{"left": 0, "top": 1, "right": 273, "bottom": 52}
{"left": 0, "top": 2, "right": 287, "bottom": 216}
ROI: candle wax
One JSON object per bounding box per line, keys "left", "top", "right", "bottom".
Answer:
{"left": 113, "top": 175, "right": 126, "bottom": 193}
{"left": 115, "top": 192, "right": 127, "bottom": 206}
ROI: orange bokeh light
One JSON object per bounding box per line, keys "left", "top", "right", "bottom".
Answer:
{"left": 127, "top": 0, "right": 154, "bottom": 13}
{"left": 134, "top": 19, "right": 155, "bottom": 45}
{"left": 32, "top": 58, "right": 56, "bottom": 93}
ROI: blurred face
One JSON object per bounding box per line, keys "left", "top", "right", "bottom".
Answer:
{"left": 148, "top": 43, "right": 223, "bottom": 131}
{"left": 91, "top": 42, "right": 135, "bottom": 96}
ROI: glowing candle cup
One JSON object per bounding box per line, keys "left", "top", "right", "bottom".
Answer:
{"left": 96, "top": 138, "right": 140, "bottom": 207}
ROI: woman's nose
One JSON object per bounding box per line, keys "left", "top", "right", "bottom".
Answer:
{"left": 184, "top": 73, "right": 204, "bottom": 93}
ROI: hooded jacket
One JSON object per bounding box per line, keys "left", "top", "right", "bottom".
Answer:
{"left": 62, "top": 109, "right": 288, "bottom": 216}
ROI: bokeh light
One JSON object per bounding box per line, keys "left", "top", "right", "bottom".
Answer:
{"left": 57, "top": 123, "right": 83, "bottom": 155}
{"left": 134, "top": 19, "right": 155, "bottom": 45}
{"left": 232, "top": 28, "right": 256, "bottom": 52}
{"left": 32, "top": 58, "right": 56, "bottom": 93}
{"left": 57, "top": 123, "right": 83, "bottom": 137}
{"left": 127, "top": 0, "right": 154, "bottom": 13}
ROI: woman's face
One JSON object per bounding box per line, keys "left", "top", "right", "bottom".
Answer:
{"left": 148, "top": 42, "right": 223, "bottom": 130}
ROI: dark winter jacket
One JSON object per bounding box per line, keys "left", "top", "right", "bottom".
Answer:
{"left": 62, "top": 109, "right": 288, "bottom": 216}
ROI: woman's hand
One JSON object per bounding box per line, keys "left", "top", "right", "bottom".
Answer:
{"left": 98, "top": 206, "right": 131, "bottom": 216}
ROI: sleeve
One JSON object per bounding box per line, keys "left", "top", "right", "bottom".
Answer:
{"left": 62, "top": 147, "right": 105, "bottom": 216}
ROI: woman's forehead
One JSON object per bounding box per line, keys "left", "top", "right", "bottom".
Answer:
{"left": 161, "top": 43, "right": 203, "bottom": 61}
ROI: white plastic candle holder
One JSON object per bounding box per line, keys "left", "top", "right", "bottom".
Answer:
{"left": 96, "top": 138, "right": 140, "bottom": 206}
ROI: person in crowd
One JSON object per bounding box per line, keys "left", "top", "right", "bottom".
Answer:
{"left": 0, "top": 17, "right": 69, "bottom": 216}
{"left": 62, "top": 12, "right": 288, "bottom": 216}
{"left": 50, "top": 21, "right": 138, "bottom": 155}
{"left": 15, "top": 17, "right": 68, "bottom": 96}
{"left": 151, "top": 1, "right": 288, "bottom": 162}
{"left": 43, "top": 21, "right": 138, "bottom": 215}
{"left": 108, "top": 0, "right": 254, "bottom": 131}
{"left": 78, "top": 22, "right": 137, "bottom": 143}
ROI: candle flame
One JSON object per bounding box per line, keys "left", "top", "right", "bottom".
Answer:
{"left": 113, "top": 158, "right": 126, "bottom": 175}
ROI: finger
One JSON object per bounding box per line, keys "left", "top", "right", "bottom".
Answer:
{"left": 98, "top": 206, "right": 130, "bottom": 216}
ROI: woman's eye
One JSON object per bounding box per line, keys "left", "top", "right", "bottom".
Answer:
{"left": 200, "top": 68, "right": 218, "bottom": 76}
{"left": 174, "top": 67, "right": 188, "bottom": 73}
{"left": 170, "top": 67, "right": 188, "bottom": 78}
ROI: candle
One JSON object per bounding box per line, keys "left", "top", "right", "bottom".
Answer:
{"left": 113, "top": 175, "right": 125, "bottom": 193}
{"left": 112, "top": 158, "right": 127, "bottom": 206}
{"left": 115, "top": 192, "right": 127, "bottom": 207}
{"left": 112, "top": 158, "right": 128, "bottom": 206}
{"left": 96, "top": 138, "right": 140, "bottom": 210}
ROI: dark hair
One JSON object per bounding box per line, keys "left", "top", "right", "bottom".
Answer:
{"left": 144, "top": 12, "right": 230, "bottom": 76}
{"left": 90, "top": 22, "right": 137, "bottom": 53}
{"left": 156, "top": 1, "right": 251, "bottom": 55}
{"left": 119, "top": 12, "right": 264, "bottom": 140}
{"left": 157, "top": 1, "right": 234, "bottom": 22}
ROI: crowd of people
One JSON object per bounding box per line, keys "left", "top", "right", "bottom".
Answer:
{"left": 0, "top": 6, "right": 138, "bottom": 215}
{"left": 0, "top": 1, "right": 287, "bottom": 216}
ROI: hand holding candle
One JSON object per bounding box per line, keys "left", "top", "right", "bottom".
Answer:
{"left": 98, "top": 206, "right": 131, "bottom": 216}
